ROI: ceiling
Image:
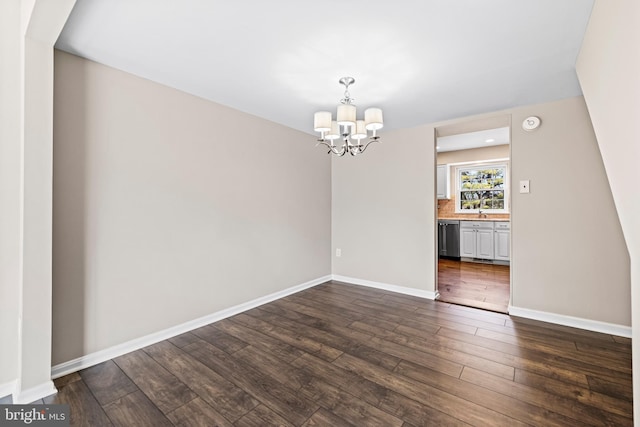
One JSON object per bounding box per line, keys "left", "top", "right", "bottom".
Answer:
{"left": 55, "top": 0, "right": 594, "bottom": 136}
{"left": 436, "top": 127, "right": 509, "bottom": 152}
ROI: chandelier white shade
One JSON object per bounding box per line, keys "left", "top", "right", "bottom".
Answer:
{"left": 313, "top": 111, "right": 331, "bottom": 132}
{"left": 313, "top": 77, "right": 383, "bottom": 156}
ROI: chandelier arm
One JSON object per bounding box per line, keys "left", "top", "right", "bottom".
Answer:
{"left": 318, "top": 140, "right": 348, "bottom": 156}
{"left": 357, "top": 138, "right": 381, "bottom": 154}
{"left": 336, "top": 140, "right": 349, "bottom": 156}
{"left": 332, "top": 144, "right": 346, "bottom": 156}
{"left": 347, "top": 143, "right": 362, "bottom": 156}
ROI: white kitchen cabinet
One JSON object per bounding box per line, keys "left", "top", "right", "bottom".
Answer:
{"left": 460, "top": 221, "right": 494, "bottom": 260}
{"left": 459, "top": 227, "right": 477, "bottom": 257}
{"left": 494, "top": 221, "right": 510, "bottom": 261}
{"left": 477, "top": 228, "right": 494, "bottom": 258}
{"left": 437, "top": 164, "right": 450, "bottom": 199}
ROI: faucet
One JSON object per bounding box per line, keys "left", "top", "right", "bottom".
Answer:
{"left": 478, "top": 209, "right": 487, "bottom": 219}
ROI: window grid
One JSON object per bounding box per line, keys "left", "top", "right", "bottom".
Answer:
{"left": 457, "top": 164, "right": 508, "bottom": 212}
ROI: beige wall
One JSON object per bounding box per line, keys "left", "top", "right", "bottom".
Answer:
{"left": 510, "top": 96, "right": 629, "bottom": 325}
{"left": 575, "top": 0, "right": 640, "bottom": 417}
{"left": 52, "top": 51, "right": 331, "bottom": 365}
{"left": 332, "top": 126, "right": 436, "bottom": 292}
{"left": 332, "top": 96, "right": 630, "bottom": 327}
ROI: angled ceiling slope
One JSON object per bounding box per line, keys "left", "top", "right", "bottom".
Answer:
{"left": 55, "top": 0, "right": 594, "bottom": 134}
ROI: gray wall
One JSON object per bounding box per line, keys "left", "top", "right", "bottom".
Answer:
{"left": 52, "top": 51, "right": 331, "bottom": 365}
{"left": 332, "top": 96, "right": 630, "bottom": 327}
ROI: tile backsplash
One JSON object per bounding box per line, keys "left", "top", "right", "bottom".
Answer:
{"left": 437, "top": 198, "right": 510, "bottom": 220}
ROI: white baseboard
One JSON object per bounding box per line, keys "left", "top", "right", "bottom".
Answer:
{"left": 508, "top": 305, "right": 632, "bottom": 338}
{"left": 331, "top": 275, "right": 438, "bottom": 300}
{"left": 13, "top": 380, "right": 57, "bottom": 404}
{"left": 51, "top": 275, "right": 332, "bottom": 379}
{"left": 0, "top": 380, "right": 16, "bottom": 400}
{"left": 328, "top": 276, "right": 629, "bottom": 337}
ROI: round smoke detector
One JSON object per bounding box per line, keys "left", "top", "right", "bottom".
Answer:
{"left": 522, "top": 116, "right": 541, "bottom": 131}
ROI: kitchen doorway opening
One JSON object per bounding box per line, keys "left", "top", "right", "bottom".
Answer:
{"left": 435, "top": 116, "right": 512, "bottom": 314}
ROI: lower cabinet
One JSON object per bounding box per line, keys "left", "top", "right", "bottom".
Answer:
{"left": 476, "top": 228, "right": 494, "bottom": 259}
{"left": 493, "top": 221, "right": 510, "bottom": 261}
{"left": 459, "top": 220, "right": 510, "bottom": 262}
{"left": 460, "top": 221, "right": 494, "bottom": 260}
{"left": 459, "top": 227, "right": 477, "bottom": 258}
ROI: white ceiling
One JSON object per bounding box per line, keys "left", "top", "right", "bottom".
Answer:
{"left": 55, "top": 0, "right": 594, "bottom": 135}
{"left": 436, "top": 127, "right": 509, "bottom": 152}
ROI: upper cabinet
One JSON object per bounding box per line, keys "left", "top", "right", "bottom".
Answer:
{"left": 437, "top": 164, "right": 450, "bottom": 199}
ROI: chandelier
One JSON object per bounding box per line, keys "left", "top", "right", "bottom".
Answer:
{"left": 313, "top": 77, "right": 384, "bottom": 156}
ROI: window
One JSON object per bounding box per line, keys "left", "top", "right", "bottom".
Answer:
{"left": 456, "top": 163, "right": 508, "bottom": 212}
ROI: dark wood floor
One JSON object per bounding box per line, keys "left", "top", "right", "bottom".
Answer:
{"left": 438, "top": 258, "right": 510, "bottom": 313}
{"left": 44, "top": 281, "right": 632, "bottom": 426}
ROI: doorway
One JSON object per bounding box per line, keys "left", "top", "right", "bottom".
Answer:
{"left": 435, "top": 117, "right": 511, "bottom": 313}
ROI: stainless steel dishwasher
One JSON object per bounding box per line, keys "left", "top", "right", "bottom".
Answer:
{"left": 438, "top": 220, "right": 460, "bottom": 258}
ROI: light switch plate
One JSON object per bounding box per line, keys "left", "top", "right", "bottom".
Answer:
{"left": 519, "top": 180, "right": 530, "bottom": 193}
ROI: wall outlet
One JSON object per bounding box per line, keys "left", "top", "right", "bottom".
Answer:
{"left": 335, "top": 248, "right": 342, "bottom": 257}
{"left": 519, "top": 180, "right": 530, "bottom": 194}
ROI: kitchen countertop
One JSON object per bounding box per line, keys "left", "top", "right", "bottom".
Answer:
{"left": 438, "top": 217, "right": 510, "bottom": 222}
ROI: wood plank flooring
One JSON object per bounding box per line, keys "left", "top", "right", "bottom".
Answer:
{"left": 45, "top": 281, "right": 632, "bottom": 426}
{"left": 438, "top": 258, "right": 510, "bottom": 313}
